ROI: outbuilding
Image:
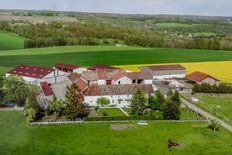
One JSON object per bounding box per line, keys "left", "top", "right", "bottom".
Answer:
{"left": 186, "top": 71, "right": 220, "bottom": 85}
{"left": 141, "top": 64, "right": 186, "bottom": 79}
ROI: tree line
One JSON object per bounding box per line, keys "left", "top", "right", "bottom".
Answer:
{"left": 0, "top": 20, "right": 231, "bottom": 50}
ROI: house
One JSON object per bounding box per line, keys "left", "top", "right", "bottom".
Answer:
{"left": 141, "top": 64, "right": 186, "bottom": 79}
{"left": 53, "top": 63, "right": 87, "bottom": 74}
{"left": 186, "top": 71, "right": 220, "bottom": 85}
{"left": 87, "top": 64, "right": 119, "bottom": 71}
{"left": 84, "top": 84, "right": 154, "bottom": 107}
{"left": 126, "top": 72, "right": 153, "bottom": 84}
{"left": 6, "top": 65, "right": 68, "bottom": 85}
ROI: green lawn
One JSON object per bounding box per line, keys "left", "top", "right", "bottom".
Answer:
{"left": 97, "top": 108, "right": 125, "bottom": 117}
{"left": 1, "top": 45, "right": 232, "bottom": 75}
{"left": 185, "top": 93, "right": 232, "bottom": 125}
{"left": 0, "top": 111, "right": 232, "bottom": 155}
{"left": 0, "top": 32, "right": 25, "bottom": 50}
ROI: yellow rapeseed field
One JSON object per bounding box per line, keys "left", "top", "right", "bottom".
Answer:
{"left": 115, "top": 61, "right": 232, "bottom": 83}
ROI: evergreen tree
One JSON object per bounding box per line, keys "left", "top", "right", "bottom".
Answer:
{"left": 64, "top": 84, "right": 89, "bottom": 120}
{"left": 171, "top": 91, "right": 181, "bottom": 106}
{"left": 148, "top": 90, "right": 165, "bottom": 111}
{"left": 167, "top": 88, "right": 174, "bottom": 100}
{"left": 131, "top": 89, "right": 148, "bottom": 115}
{"left": 162, "top": 100, "right": 180, "bottom": 120}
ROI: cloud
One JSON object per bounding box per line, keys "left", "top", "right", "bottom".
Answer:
{"left": 0, "top": 0, "right": 231, "bottom": 16}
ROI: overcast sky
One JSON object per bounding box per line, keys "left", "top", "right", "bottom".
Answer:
{"left": 0, "top": 0, "right": 231, "bottom": 16}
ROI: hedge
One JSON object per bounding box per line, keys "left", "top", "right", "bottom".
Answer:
{"left": 83, "top": 115, "right": 158, "bottom": 121}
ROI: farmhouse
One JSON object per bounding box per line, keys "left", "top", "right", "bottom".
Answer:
{"left": 84, "top": 84, "right": 154, "bottom": 107}
{"left": 53, "top": 63, "right": 87, "bottom": 74}
{"left": 186, "top": 71, "right": 220, "bottom": 85}
{"left": 141, "top": 64, "right": 186, "bottom": 79}
{"left": 6, "top": 65, "right": 67, "bottom": 85}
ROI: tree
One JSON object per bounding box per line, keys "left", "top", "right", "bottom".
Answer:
{"left": 3, "top": 76, "right": 29, "bottom": 105}
{"left": 64, "top": 84, "right": 89, "bottom": 120}
{"left": 162, "top": 100, "right": 180, "bottom": 120}
{"left": 171, "top": 91, "right": 181, "bottom": 106}
{"left": 97, "top": 97, "right": 110, "bottom": 107}
{"left": 46, "top": 96, "right": 65, "bottom": 117}
{"left": 131, "top": 89, "right": 148, "bottom": 115}
{"left": 24, "top": 85, "right": 39, "bottom": 122}
{"left": 167, "top": 88, "right": 174, "bottom": 100}
{"left": 148, "top": 90, "right": 165, "bottom": 111}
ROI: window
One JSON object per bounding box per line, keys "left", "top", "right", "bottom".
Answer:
{"left": 118, "top": 81, "right": 121, "bottom": 84}
{"left": 132, "top": 80, "right": 136, "bottom": 84}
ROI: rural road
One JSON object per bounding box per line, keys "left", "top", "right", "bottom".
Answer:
{"left": 181, "top": 97, "right": 232, "bottom": 133}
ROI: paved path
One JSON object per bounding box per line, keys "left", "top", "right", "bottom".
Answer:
{"left": 181, "top": 97, "right": 232, "bottom": 133}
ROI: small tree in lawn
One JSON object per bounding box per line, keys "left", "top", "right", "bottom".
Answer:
{"left": 162, "top": 100, "right": 180, "bottom": 120}
{"left": 131, "top": 89, "right": 148, "bottom": 115}
{"left": 97, "top": 97, "right": 110, "bottom": 107}
{"left": 64, "top": 84, "right": 89, "bottom": 120}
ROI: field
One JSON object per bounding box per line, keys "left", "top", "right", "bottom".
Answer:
{"left": 184, "top": 93, "right": 232, "bottom": 126}
{"left": 1, "top": 46, "right": 232, "bottom": 81}
{"left": 155, "top": 23, "right": 194, "bottom": 28}
{"left": 0, "top": 111, "right": 232, "bottom": 155}
{"left": 0, "top": 32, "right": 25, "bottom": 50}
{"left": 97, "top": 108, "right": 126, "bottom": 117}
{"left": 116, "top": 61, "right": 232, "bottom": 83}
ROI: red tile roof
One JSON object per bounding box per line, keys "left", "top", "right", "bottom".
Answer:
{"left": 8, "top": 65, "right": 54, "bottom": 79}
{"left": 147, "top": 64, "right": 186, "bottom": 71}
{"left": 126, "top": 72, "right": 152, "bottom": 80}
{"left": 76, "top": 79, "right": 88, "bottom": 92}
{"left": 96, "top": 69, "right": 126, "bottom": 80}
{"left": 87, "top": 64, "right": 119, "bottom": 71}
{"left": 186, "top": 71, "right": 219, "bottom": 82}
{"left": 54, "top": 64, "right": 80, "bottom": 70}
{"left": 40, "top": 82, "right": 54, "bottom": 97}
{"left": 85, "top": 84, "right": 154, "bottom": 96}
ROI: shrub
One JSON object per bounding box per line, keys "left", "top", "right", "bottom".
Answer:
{"left": 102, "top": 111, "right": 108, "bottom": 117}
{"left": 192, "top": 83, "right": 232, "bottom": 94}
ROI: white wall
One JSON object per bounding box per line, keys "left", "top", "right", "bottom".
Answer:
{"left": 112, "top": 76, "right": 132, "bottom": 85}
{"left": 144, "top": 79, "right": 153, "bottom": 84}
{"left": 153, "top": 74, "right": 186, "bottom": 79}
{"left": 97, "top": 80, "right": 106, "bottom": 85}
{"left": 200, "top": 78, "right": 220, "bottom": 86}
{"left": 84, "top": 94, "right": 132, "bottom": 107}
{"left": 74, "top": 68, "right": 87, "bottom": 74}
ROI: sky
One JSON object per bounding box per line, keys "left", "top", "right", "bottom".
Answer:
{"left": 0, "top": 0, "right": 232, "bottom": 16}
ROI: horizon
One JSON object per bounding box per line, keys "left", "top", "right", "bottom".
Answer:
{"left": 0, "top": 0, "right": 232, "bottom": 17}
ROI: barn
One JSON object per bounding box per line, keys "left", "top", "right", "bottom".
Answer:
{"left": 53, "top": 63, "right": 87, "bottom": 74}
{"left": 186, "top": 71, "right": 220, "bottom": 85}
{"left": 6, "top": 65, "right": 67, "bottom": 85}
{"left": 141, "top": 64, "right": 186, "bottom": 79}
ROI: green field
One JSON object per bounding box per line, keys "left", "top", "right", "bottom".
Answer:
{"left": 97, "top": 108, "right": 126, "bottom": 117}
{"left": 0, "top": 32, "right": 24, "bottom": 50}
{"left": 185, "top": 94, "right": 232, "bottom": 126}
{"left": 155, "top": 23, "right": 194, "bottom": 28}
{"left": 0, "top": 111, "right": 232, "bottom": 155}
{"left": 1, "top": 46, "right": 232, "bottom": 75}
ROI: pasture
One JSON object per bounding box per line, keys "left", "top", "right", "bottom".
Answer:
{"left": 1, "top": 46, "right": 232, "bottom": 78}
{"left": 0, "top": 111, "right": 232, "bottom": 155}
{"left": 0, "top": 32, "right": 24, "bottom": 50}
{"left": 184, "top": 93, "right": 232, "bottom": 126}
